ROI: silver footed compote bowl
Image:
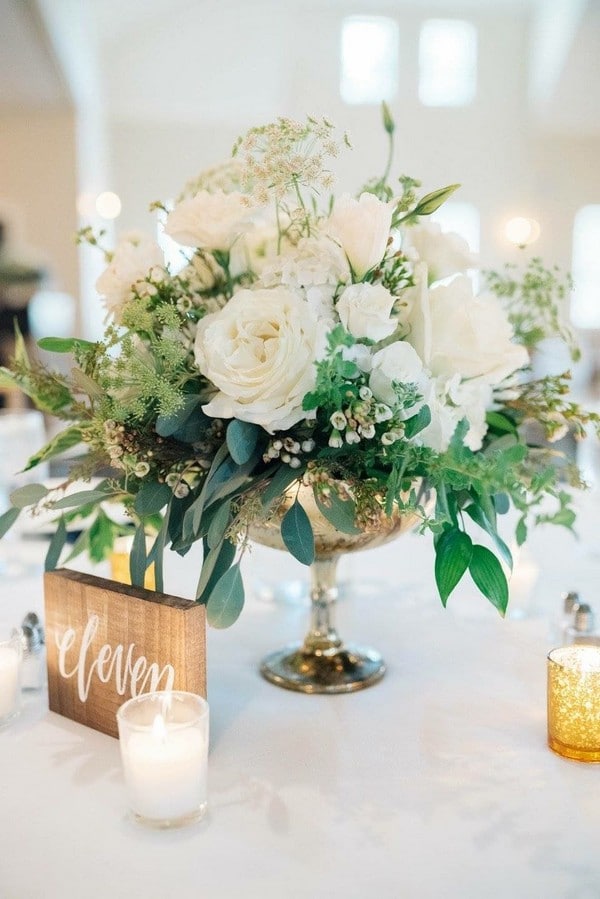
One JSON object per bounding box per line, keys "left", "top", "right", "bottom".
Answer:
{"left": 249, "top": 482, "right": 426, "bottom": 694}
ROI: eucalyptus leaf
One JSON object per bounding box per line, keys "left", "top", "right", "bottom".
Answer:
{"left": 260, "top": 465, "right": 300, "bottom": 510}
{"left": 51, "top": 487, "right": 113, "bottom": 510}
{"left": 0, "top": 507, "right": 20, "bottom": 539}
{"left": 155, "top": 395, "right": 204, "bottom": 439}
{"left": 196, "top": 538, "right": 236, "bottom": 602}
{"left": 469, "top": 545, "right": 509, "bottom": 616}
{"left": 434, "top": 529, "right": 473, "bottom": 607}
{"left": 9, "top": 483, "right": 49, "bottom": 509}
{"left": 134, "top": 482, "right": 172, "bottom": 517}
{"left": 207, "top": 500, "right": 232, "bottom": 550}
{"left": 206, "top": 564, "right": 245, "bottom": 629}
{"left": 44, "top": 517, "right": 68, "bottom": 571}
{"left": 315, "top": 490, "right": 361, "bottom": 535}
{"left": 226, "top": 419, "right": 261, "bottom": 465}
{"left": 129, "top": 525, "right": 148, "bottom": 588}
{"left": 281, "top": 500, "right": 315, "bottom": 566}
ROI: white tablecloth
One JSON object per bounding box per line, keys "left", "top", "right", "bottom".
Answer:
{"left": 2, "top": 492, "right": 600, "bottom": 899}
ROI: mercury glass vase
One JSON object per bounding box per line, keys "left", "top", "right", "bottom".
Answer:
{"left": 249, "top": 483, "right": 425, "bottom": 694}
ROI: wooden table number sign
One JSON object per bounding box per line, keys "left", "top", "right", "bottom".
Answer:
{"left": 44, "top": 569, "right": 206, "bottom": 738}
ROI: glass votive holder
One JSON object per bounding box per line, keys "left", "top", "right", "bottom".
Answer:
{"left": 547, "top": 645, "right": 600, "bottom": 761}
{"left": 116, "top": 691, "right": 209, "bottom": 828}
{"left": 0, "top": 625, "right": 22, "bottom": 726}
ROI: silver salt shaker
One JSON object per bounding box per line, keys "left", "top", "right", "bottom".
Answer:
{"left": 20, "top": 613, "right": 46, "bottom": 692}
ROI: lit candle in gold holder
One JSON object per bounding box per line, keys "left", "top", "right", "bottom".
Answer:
{"left": 547, "top": 646, "right": 600, "bottom": 761}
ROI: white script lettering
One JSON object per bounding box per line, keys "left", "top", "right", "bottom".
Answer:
{"left": 56, "top": 614, "right": 175, "bottom": 703}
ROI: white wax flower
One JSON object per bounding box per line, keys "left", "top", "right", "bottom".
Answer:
{"left": 408, "top": 274, "right": 529, "bottom": 385}
{"left": 402, "top": 222, "right": 476, "bottom": 283}
{"left": 194, "top": 287, "right": 318, "bottom": 433}
{"left": 326, "top": 192, "right": 394, "bottom": 279}
{"left": 96, "top": 231, "right": 164, "bottom": 322}
{"left": 369, "top": 341, "right": 430, "bottom": 412}
{"left": 336, "top": 282, "right": 397, "bottom": 341}
{"left": 164, "top": 190, "right": 251, "bottom": 252}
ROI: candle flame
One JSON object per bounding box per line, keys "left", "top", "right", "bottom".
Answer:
{"left": 152, "top": 713, "right": 168, "bottom": 743}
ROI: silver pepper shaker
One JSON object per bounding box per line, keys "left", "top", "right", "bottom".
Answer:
{"left": 565, "top": 602, "right": 600, "bottom": 646}
{"left": 20, "top": 612, "right": 46, "bottom": 692}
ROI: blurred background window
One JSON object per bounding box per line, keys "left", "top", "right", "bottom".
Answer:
{"left": 570, "top": 205, "right": 600, "bottom": 329}
{"left": 419, "top": 19, "right": 477, "bottom": 107}
{"left": 340, "top": 16, "right": 399, "bottom": 105}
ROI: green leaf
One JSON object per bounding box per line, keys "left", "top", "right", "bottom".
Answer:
{"left": 206, "top": 563, "right": 245, "bottom": 629}
{"left": 88, "top": 510, "right": 117, "bottom": 564}
{"left": 464, "top": 504, "right": 513, "bottom": 569}
{"left": 226, "top": 419, "right": 262, "bottom": 465}
{"left": 37, "top": 336, "right": 95, "bottom": 353}
{"left": 147, "top": 504, "right": 171, "bottom": 593}
{"left": 315, "top": 490, "right": 361, "bottom": 535}
{"left": 413, "top": 184, "right": 460, "bottom": 216}
{"left": 196, "top": 538, "right": 236, "bottom": 602}
{"left": 260, "top": 465, "right": 300, "bottom": 510}
{"left": 494, "top": 493, "right": 510, "bottom": 515}
{"left": 51, "top": 487, "right": 113, "bottom": 510}
{"left": 129, "top": 525, "right": 148, "bottom": 588}
{"left": 155, "top": 395, "right": 203, "bottom": 439}
{"left": 63, "top": 529, "right": 89, "bottom": 564}
{"left": 45, "top": 517, "right": 68, "bottom": 571}
{"left": 434, "top": 529, "right": 473, "bottom": 607}
{"left": 207, "top": 499, "right": 232, "bottom": 551}
{"left": 516, "top": 517, "right": 527, "bottom": 546}
{"left": 281, "top": 500, "right": 315, "bottom": 566}
{"left": 9, "top": 483, "right": 49, "bottom": 508}
{"left": 23, "top": 426, "right": 83, "bottom": 472}
{"left": 134, "top": 483, "right": 172, "bottom": 517}
{"left": 469, "top": 544, "right": 509, "bottom": 616}
{"left": 486, "top": 411, "right": 517, "bottom": 435}
{"left": 0, "top": 507, "right": 20, "bottom": 538}
{"left": 403, "top": 404, "right": 431, "bottom": 439}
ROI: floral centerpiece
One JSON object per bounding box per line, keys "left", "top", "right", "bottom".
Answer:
{"left": 0, "top": 107, "right": 596, "bottom": 637}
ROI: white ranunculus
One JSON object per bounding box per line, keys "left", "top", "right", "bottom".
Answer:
{"left": 259, "top": 235, "right": 350, "bottom": 327}
{"left": 403, "top": 222, "right": 476, "bottom": 283}
{"left": 164, "top": 190, "right": 251, "bottom": 252}
{"left": 336, "top": 282, "right": 397, "bottom": 341}
{"left": 369, "top": 341, "right": 430, "bottom": 413}
{"left": 96, "top": 231, "right": 164, "bottom": 322}
{"left": 408, "top": 274, "right": 528, "bottom": 385}
{"left": 194, "top": 287, "right": 318, "bottom": 432}
{"left": 326, "top": 192, "right": 394, "bottom": 279}
{"left": 418, "top": 379, "right": 462, "bottom": 453}
{"left": 449, "top": 378, "right": 493, "bottom": 451}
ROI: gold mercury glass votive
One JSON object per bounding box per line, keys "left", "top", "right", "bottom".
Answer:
{"left": 547, "top": 645, "right": 600, "bottom": 761}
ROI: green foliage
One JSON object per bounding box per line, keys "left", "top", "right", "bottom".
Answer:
{"left": 281, "top": 500, "right": 315, "bottom": 565}
{"left": 206, "top": 564, "right": 245, "bottom": 629}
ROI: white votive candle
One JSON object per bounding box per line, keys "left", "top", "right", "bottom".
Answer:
{"left": 0, "top": 629, "right": 22, "bottom": 724}
{"left": 117, "top": 691, "right": 209, "bottom": 828}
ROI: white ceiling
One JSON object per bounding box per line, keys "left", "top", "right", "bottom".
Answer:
{"left": 0, "top": 0, "right": 68, "bottom": 108}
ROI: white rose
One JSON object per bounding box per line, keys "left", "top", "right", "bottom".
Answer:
{"left": 164, "top": 190, "right": 251, "bottom": 252}
{"left": 369, "top": 341, "right": 430, "bottom": 413}
{"left": 96, "top": 231, "right": 164, "bottom": 322}
{"left": 194, "top": 287, "right": 318, "bottom": 433}
{"left": 403, "top": 222, "right": 476, "bottom": 283}
{"left": 327, "top": 192, "right": 394, "bottom": 279}
{"left": 408, "top": 275, "right": 528, "bottom": 385}
{"left": 336, "top": 282, "right": 397, "bottom": 341}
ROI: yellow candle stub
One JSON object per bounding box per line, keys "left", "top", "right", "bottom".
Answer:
{"left": 547, "top": 645, "right": 600, "bottom": 762}
{"left": 110, "top": 536, "right": 156, "bottom": 591}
